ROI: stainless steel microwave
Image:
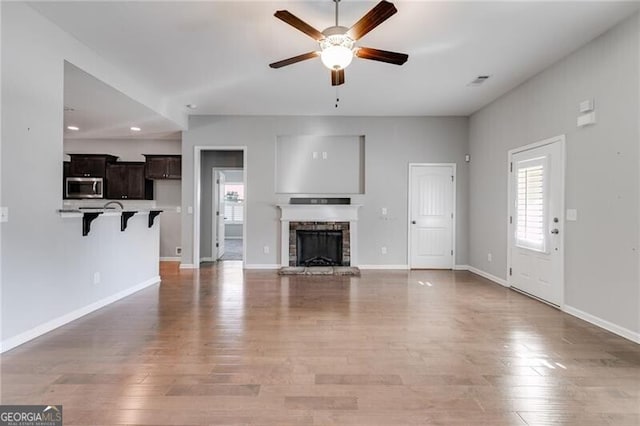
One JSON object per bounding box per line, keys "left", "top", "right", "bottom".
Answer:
{"left": 65, "top": 177, "right": 104, "bottom": 199}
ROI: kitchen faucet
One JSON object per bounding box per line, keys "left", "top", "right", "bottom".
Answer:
{"left": 103, "top": 201, "right": 124, "bottom": 209}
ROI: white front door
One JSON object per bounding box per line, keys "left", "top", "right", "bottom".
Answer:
{"left": 508, "top": 137, "right": 564, "bottom": 306}
{"left": 409, "top": 164, "right": 455, "bottom": 269}
{"left": 214, "top": 171, "right": 226, "bottom": 259}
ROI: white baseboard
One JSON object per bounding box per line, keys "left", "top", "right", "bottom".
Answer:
{"left": 244, "top": 264, "right": 280, "bottom": 270}
{"left": 454, "top": 264, "right": 469, "bottom": 271}
{"left": 563, "top": 305, "right": 640, "bottom": 344}
{"left": 0, "top": 276, "right": 161, "bottom": 354}
{"left": 358, "top": 265, "right": 409, "bottom": 270}
{"left": 160, "top": 257, "right": 181, "bottom": 262}
{"left": 200, "top": 257, "right": 214, "bottom": 262}
{"left": 179, "top": 263, "right": 196, "bottom": 269}
{"left": 467, "top": 266, "right": 509, "bottom": 287}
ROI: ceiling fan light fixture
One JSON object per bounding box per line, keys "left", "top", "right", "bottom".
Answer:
{"left": 319, "top": 32, "right": 354, "bottom": 70}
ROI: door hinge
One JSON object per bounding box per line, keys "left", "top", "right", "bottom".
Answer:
{"left": 510, "top": 162, "right": 513, "bottom": 172}
{"left": 509, "top": 216, "right": 512, "bottom": 224}
{"left": 216, "top": 243, "right": 219, "bottom": 248}
{"left": 451, "top": 213, "right": 454, "bottom": 219}
{"left": 451, "top": 175, "right": 454, "bottom": 182}
{"left": 216, "top": 179, "right": 220, "bottom": 184}
{"left": 216, "top": 211, "right": 219, "bottom": 216}
{"left": 509, "top": 267, "right": 512, "bottom": 276}
{"left": 451, "top": 250, "right": 454, "bottom": 256}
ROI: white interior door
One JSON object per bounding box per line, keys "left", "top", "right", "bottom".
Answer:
{"left": 508, "top": 138, "right": 564, "bottom": 306}
{"left": 409, "top": 164, "right": 455, "bottom": 269}
{"left": 214, "top": 170, "right": 226, "bottom": 259}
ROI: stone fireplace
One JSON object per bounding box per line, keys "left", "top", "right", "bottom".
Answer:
{"left": 278, "top": 203, "right": 361, "bottom": 267}
{"left": 289, "top": 222, "right": 350, "bottom": 266}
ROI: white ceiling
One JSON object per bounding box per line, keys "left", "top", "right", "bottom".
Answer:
{"left": 37, "top": 1, "right": 639, "bottom": 119}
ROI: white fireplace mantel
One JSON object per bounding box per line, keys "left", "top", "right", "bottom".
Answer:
{"left": 277, "top": 204, "right": 361, "bottom": 267}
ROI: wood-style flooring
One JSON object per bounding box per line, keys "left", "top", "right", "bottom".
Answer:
{"left": 1, "top": 261, "right": 639, "bottom": 425}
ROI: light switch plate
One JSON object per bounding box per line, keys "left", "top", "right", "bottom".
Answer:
{"left": 187, "top": 206, "right": 193, "bottom": 214}
{"left": 566, "top": 209, "right": 578, "bottom": 221}
{"left": 0, "top": 207, "right": 7, "bottom": 223}
{"left": 579, "top": 99, "right": 594, "bottom": 113}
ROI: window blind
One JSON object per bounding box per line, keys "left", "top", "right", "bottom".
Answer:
{"left": 516, "top": 160, "right": 546, "bottom": 252}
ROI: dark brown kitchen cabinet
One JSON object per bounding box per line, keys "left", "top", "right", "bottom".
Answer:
{"left": 143, "top": 155, "right": 181, "bottom": 179}
{"left": 68, "top": 154, "right": 118, "bottom": 178}
{"left": 105, "top": 162, "right": 153, "bottom": 200}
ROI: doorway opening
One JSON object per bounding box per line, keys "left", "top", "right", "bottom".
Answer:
{"left": 193, "top": 147, "right": 246, "bottom": 268}
{"left": 212, "top": 168, "right": 244, "bottom": 262}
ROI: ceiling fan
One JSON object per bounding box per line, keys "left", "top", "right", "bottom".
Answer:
{"left": 269, "top": 0, "right": 408, "bottom": 86}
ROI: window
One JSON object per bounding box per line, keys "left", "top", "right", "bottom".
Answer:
{"left": 223, "top": 183, "right": 244, "bottom": 223}
{"left": 515, "top": 157, "right": 547, "bottom": 252}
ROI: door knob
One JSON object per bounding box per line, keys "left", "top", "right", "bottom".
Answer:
{"left": 550, "top": 229, "right": 559, "bottom": 234}
{"left": 412, "top": 220, "right": 416, "bottom": 225}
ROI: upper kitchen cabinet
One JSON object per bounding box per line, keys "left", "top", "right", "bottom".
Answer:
{"left": 144, "top": 155, "right": 181, "bottom": 179}
{"left": 68, "top": 154, "right": 118, "bottom": 178}
{"left": 106, "top": 162, "right": 153, "bottom": 200}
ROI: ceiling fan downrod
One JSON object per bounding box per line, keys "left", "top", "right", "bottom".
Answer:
{"left": 334, "top": 0, "right": 340, "bottom": 27}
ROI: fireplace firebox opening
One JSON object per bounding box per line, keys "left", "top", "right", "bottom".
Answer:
{"left": 296, "top": 230, "right": 343, "bottom": 267}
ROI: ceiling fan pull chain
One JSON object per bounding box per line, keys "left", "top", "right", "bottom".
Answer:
{"left": 335, "top": 87, "right": 340, "bottom": 108}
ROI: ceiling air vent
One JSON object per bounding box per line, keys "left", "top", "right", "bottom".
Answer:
{"left": 467, "top": 75, "right": 491, "bottom": 87}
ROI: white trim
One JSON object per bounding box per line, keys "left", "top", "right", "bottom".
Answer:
{"left": 160, "top": 257, "right": 181, "bottom": 262}
{"left": 358, "top": 264, "right": 409, "bottom": 270}
{"left": 507, "top": 135, "right": 566, "bottom": 308}
{"left": 407, "top": 163, "right": 457, "bottom": 270}
{"left": 179, "top": 263, "right": 196, "bottom": 269}
{"left": 468, "top": 266, "right": 509, "bottom": 287}
{"left": 244, "top": 264, "right": 280, "bottom": 270}
{"left": 453, "top": 264, "right": 469, "bottom": 271}
{"left": 225, "top": 236, "right": 243, "bottom": 240}
{"left": 564, "top": 305, "right": 640, "bottom": 344}
{"left": 0, "top": 276, "right": 161, "bottom": 353}
{"left": 192, "top": 146, "right": 248, "bottom": 269}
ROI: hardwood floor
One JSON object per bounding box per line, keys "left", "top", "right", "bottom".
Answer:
{"left": 1, "top": 261, "right": 639, "bottom": 425}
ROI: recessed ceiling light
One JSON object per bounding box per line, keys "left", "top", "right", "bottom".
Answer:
{"left": 186, "top": 104, "right": 197, "bottom": 110}
{"left": 66, "top": 126, "right": 79, "bottom": 131}
{"left": 130, "top": 126, "right": 141, "bottom": 132}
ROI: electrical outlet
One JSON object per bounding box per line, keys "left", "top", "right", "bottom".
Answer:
{"left": 381, "top": 207, "right": 387, "bottom": 216}
{"left": 187, "top": 206, "right": 193, "bottom": 214}
{"left": 93, "top": 272, "right": 101, "bottom": 285}
{"left": 176, "top": 247, "right": 182, "bottom": 255}
{"left": 381, "top": 246, "right": 387, "bottom": 254}
{"left": 263, "top": 245, "right": 270, "bottom": 254}
{"left": 176, "top": 206, "right": 182, "bottom": 213}
{"left": 488, "top": 253, "right": 492, "bottom": 262}
{"left": 312, "top": 151, "right": 318, "bottom": 159}
{"left": 0, "top": 207, "right": 8, "bottom": 223}
{"left": 322, "top": 152, "right": 328, "bottom": 160}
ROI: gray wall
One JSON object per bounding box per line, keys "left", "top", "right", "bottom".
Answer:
{"left": 1, "top": 3, "right": 162, "bottom": 346}
{"left": 469, "top": 13, "right": 639, "bottom": 333}
{"left": 64, "top": 138, "right": 182, "bottom": 259}
{"left": 182, "top": 116, "right": 469, "bottom": 267}
{"left": 199, "top": 151, "right": 243, "bottom": 259}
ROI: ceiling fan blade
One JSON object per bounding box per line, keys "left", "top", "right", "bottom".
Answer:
{"left": 331, "top": 69, "right": 345, "bottom": 86}
{"left": 347, "top": 1, "right": 397, "bottom": 41}
{"left": 269, "top": 51, "right": 319, "bottom": 69}
{"left": 274, "top": 10, "right": 324, "bottom": 41}
{"left": 356, "top": 47, "right": 408, "bottom": 65}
